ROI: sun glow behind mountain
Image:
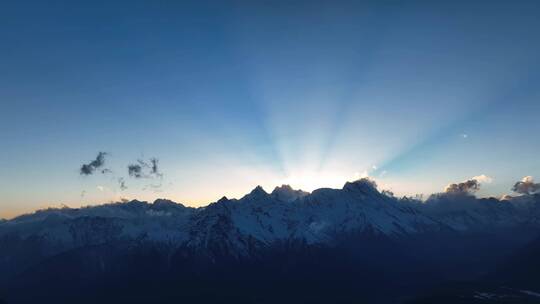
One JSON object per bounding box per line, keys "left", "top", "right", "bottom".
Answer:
{"left": 277, "top": 171, "right": 355, "bottom": 193}
{"left": 1, "top": 1, "right": 540, "bottom": 219}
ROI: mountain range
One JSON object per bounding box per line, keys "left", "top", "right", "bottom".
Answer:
{"left": 2, "top": 179, "right": 540, "bottom": 303}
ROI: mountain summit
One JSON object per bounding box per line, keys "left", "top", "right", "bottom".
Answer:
{"left": 271, "top": 184, "right": 309, "bottom": 202}
{"left": 1, "top": 182, "right": 540, "bottom": 303}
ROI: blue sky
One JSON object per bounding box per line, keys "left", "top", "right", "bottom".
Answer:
{"left": 1, "top": 0, "right": 539, "bottom": 218}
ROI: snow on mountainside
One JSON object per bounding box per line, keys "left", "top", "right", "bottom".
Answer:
{"left": 0, "top": 199, "right": 193, "bottom": 246}
{"left": 1, "top": 180, "right": 540, "bottom": 258}
{"left": 298, "top": 181, "right": 441, "bottom": 238}
{"left": 418, "top": 193, "right": 540, "bottom": 231}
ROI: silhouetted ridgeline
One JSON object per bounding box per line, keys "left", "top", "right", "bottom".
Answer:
{"left": 1, "top": 180, "right": 540, "bottom": 303}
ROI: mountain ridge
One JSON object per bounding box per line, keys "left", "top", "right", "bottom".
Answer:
{"left": 3, "top": 179, "right": 540, "bottom": 242}
{"left": 2, "top": 179, "right": 540, "bottom": 303}
{"left": 2, "top": 179, "right": 540, "bottom": 266}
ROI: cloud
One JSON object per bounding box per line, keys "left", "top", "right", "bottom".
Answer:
{"left": 444, "top": 179, "right": 481, "bottom": 194}
{"left": 355, "top": 164, "right": 379, "bottom": 180}
{"left": 423, "top": 176, "right": 537, "bottom": 216}
{"left": 149, "top": 158, "right": 163, "bottom": 178}
{"left": 118, "top": 178, "right": 127, "bottom": 191}
{"left": 80, "top": 152, "right": 108, "bottom": 175}
{"left": 79, "top": 153, "right": 163, "bottom": 192}
{"left": 425, "top": 176, "right": 488, "bottom": 213}
{"left": 128, "top": 158, "right": 163, "bottom": 179}
{"left": 128, "top": 164, "right": 144, "bottom": 178}
{"left": 512, "top": 176, "right": 540, "bottom": 195}
{"left": 443, "top": 175, "right": 493, "bottom": 195}
{"left": 472, "top": 174, "right": 493, "bottom": 184}
{"left": 354, "top": 170, "right": 369, "bottom": 179}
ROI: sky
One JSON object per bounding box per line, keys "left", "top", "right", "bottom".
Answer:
{"left": 1, "top": 0, "right": 540, "bottom": 218}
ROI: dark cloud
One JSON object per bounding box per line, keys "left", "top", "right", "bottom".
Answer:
{"left": 128, "top": 164, "right": 144, "bottom": 178}
{"left": 444, "top": 179, "right": 481, "bottom": 194}
{"left": 79, "top": 153, "right": 165, "bottom": 192}
{"left": 80, "top": 152, "right": 108, "bottom": 175}
{"left": 128, "top": 158, "right": 163, "bottom": 179}
{"left": 512, "top": 176, "right": 540, "bottom": 195}
{"left": 80, "top": 164, "right": 93, "bottom": 175}
{"left": 118, "top": 178, "right": 127, "bottom": 191}
{"left": 150, "top": 158, "right": 163, "bottom": 178}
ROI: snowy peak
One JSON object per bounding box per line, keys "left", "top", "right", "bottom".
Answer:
{"left": 251, "top": 185, "right": 267, "bottom": 195}
{"left": 241, "top": 185, "right": 270, "bottom": 202}
{"left": 217, "top": 196, "right": 230, "bottom": 204}
{"left": 151, "top": 199, "right": 188, "bottom": 215}
{"left": 271, "top": 184, "right": 309, "bottom": 202}
{"left": 153, "top": 199, "right": 185, "bottom": 208}
{"left": 343, "top": 179, "right": 379, "bottom": 195}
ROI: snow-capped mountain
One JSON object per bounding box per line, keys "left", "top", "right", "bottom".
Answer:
{"left": 0, "top": 180, "right": 432, "bottom": 256}
{"left": 2, "top": 180, "right": 540, "bottom": 304}
{"left": 1, "top": 180, "right": 539, "bottom": 256}
{"left": 417, "top": 193, "right": 540, "bottom": 231}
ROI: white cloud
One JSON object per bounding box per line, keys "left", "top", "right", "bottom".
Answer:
{"left": 522, "top": 176, "right": 534, "bottom": 183}
{"left": 354, "top": 165, "right": 379, "bottom": 180}
{"left": 354, "top": 170, "right": 369, "bottom": 179}
{"left": 472, "top": 174, "right": 493, "bottom": 184}
{"left": 512, "top": 176, "right": 540, "bottom": 195}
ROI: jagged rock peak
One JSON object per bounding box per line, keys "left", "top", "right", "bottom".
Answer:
{"left": 153, "top": 199, "right": 176, "bottom": 205}
{"left": 272, "top": 184, "right": 295, "bottom": 193}
{"left": 119, "top": 199, "right": 148, "bottom": 208}
{"left": 271, "top": 184, "right": 309, "bottom": 202}
{"left": 343, "top": 178, "right": 379, "bottom": 193}
{"left": 152, "top": 199, "right": 186, "bottom": 209}
{"left": 249, "top": 185, "right": 268, "bottom": 196}
{"left": 217, "top": 196, "right": 229, "bottom": 203}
